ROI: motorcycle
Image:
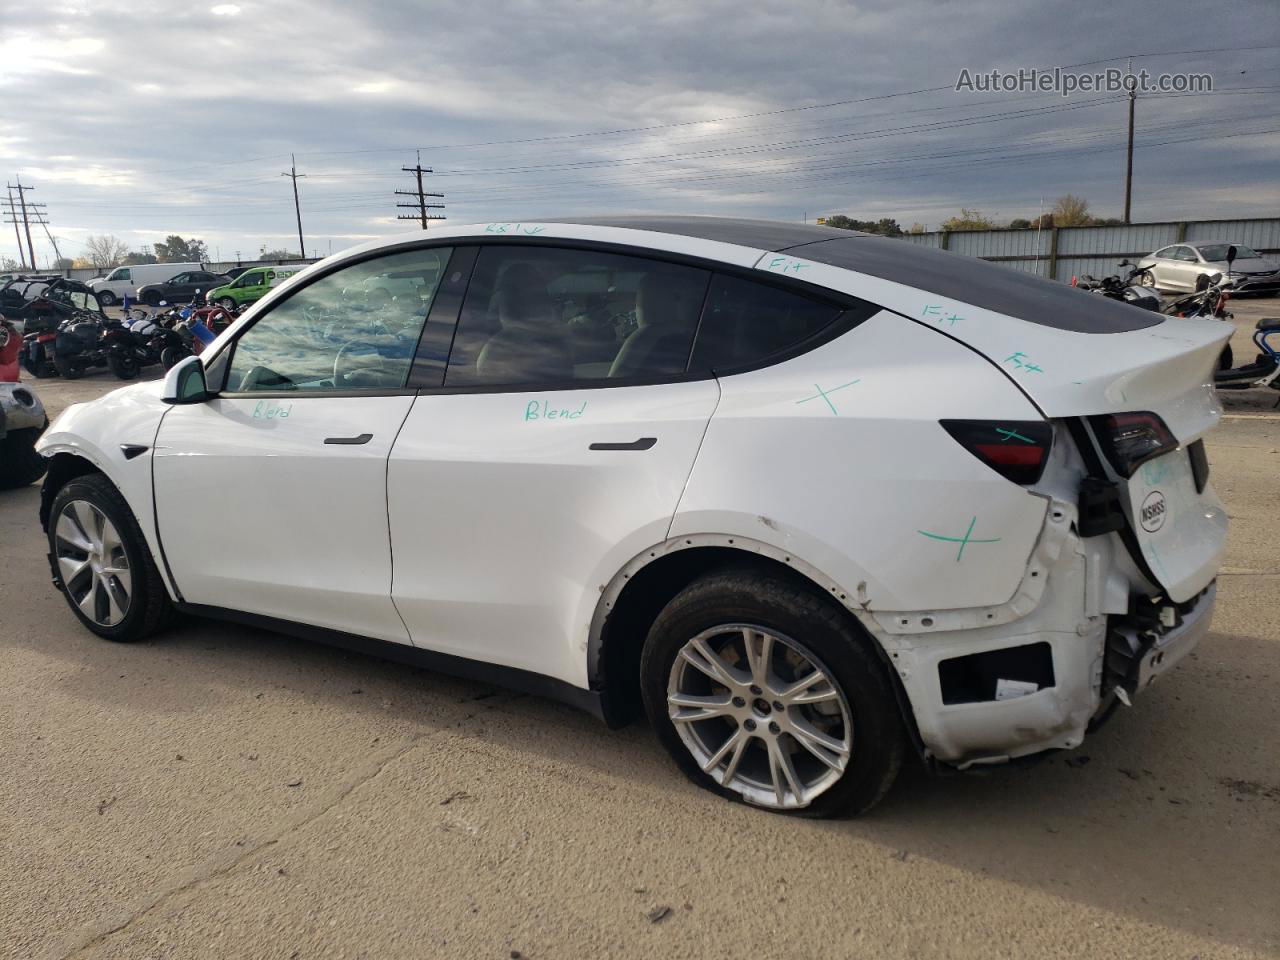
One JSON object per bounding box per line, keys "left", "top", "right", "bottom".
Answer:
{"left": 1074, "top": 262, "right": 1163, "bottom": 311}
{"left": 103, "top": 304, "right": 165, "bottom": 380}
{"left": 51, "top": 311, "right": 114, "bottom": 379}
{"left": 1214, "top": 315, "right": 1280, "bottom": 395}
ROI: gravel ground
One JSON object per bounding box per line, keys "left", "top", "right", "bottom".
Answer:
{"left": 2, "top": 298, "right": 1277, "bottom": 959}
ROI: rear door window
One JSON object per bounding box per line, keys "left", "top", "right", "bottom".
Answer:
{"left": 689, "top": 274, "right": 845, "bottom": 372}
{"left": 443, "top": 245, "right": 709, "bottom": 387}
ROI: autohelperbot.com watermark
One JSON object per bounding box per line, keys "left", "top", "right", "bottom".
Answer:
{"left": 955, "top": 67, "right": 1212, "bottom": 97}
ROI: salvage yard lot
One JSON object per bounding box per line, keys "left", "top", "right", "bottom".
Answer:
{"left": 3, "top": 300, "right": 1278, "bottom": 959}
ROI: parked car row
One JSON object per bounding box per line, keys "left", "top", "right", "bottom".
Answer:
{"left": 86, "top": 261, "right": 310, "bottom": 307}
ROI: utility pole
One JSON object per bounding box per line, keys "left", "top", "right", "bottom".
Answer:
{"left": 13, "top": 178, "right": 36, "bottom": 268}
{"left": 4, "top": 186, "right": 27, "bottom": 269}
{"left": 395, "top": 151, "right": 445, "bottom": 229}
{"left": 1123, "top": 59, "right": 1135, "bottom": 224}
{"left": 5, "top": 181, "right": 48, "bottom": 269}
{"left": 281, "top": 154, "right": 306, "bottom": 259}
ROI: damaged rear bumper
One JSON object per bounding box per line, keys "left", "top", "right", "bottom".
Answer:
{"left": 875, "top": 512, "right": 1217, "bottom": 769}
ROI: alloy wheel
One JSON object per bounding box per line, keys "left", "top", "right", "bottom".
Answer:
{"left": 667, "top": 624, "right": 853, "bottom": 810}
{"left": 54, "top": 500, "right": 132, "bottom": 626}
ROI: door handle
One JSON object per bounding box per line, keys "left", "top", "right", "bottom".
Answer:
{"left": 588, "top": 437, "right": 657, "bottom": 451}
{"left": 324, "top": 433, "right": 373, "bottom": 445}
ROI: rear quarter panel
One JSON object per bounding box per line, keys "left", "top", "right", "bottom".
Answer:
{"left": 671, "top": 310, "right": 1050, "bottom": 613}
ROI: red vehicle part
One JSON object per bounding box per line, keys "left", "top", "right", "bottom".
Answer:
{"left": 0, "top": 319, "right": 20, "bottom": 381}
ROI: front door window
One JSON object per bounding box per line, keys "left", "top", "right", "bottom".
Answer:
{"left": 224, "top": 247, "right": 453, "bottom": 393}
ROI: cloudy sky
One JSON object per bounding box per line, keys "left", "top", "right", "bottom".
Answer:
{"left": 1, "top": 0, "right": 1277, "bottom": 267}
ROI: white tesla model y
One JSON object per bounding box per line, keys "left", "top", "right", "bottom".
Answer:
{"left": 37, "top": 217, "right": 1228, "bottom": 815}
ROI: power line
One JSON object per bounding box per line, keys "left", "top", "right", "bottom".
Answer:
{"left": 394, "top": 151, "right": 445, "bottom": 228}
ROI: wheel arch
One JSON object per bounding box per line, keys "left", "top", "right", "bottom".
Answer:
{"left": 40, "top": 451, "right": 102, "bottom": 531}
{"left": 590, "top": 535, "right": 920, "bottom": 748}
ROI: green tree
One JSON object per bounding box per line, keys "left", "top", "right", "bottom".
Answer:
{"left": 52, "top": 257, "right": 76, "bottom": 270}
{"left": 822, "top": 216, "right": 903, "bottom": 237}
{"left": 154, "top": 235, "right": 209, "bottom": 263}
{"left": 940, "top": 209, "right": 995, "bottom": 231}
{"left": 1052, "top": 194, "right": 1091, "bottom": 227}
{"left": 258, "top": 247, "right": 297, "bottom": 260}
{"left": 124, "top": 250, "right": 158, "bottom": 265}
{"left": 1008, "top": 218, "right": 1032, "bottom": 230}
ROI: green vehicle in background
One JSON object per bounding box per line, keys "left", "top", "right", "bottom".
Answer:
{"left": 206, "top": 265, "right": 306, "bottom": 310}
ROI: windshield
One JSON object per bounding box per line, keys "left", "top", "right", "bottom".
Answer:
{"left": 1197, "top": 243, "right": 1260, "bottom": 261}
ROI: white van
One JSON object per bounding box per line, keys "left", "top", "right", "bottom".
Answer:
{"left": 88, "top": 263, "right": 203, "bottom": 306}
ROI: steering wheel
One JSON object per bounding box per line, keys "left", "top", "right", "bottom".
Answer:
{"left": 333, "top": 338, "right": 398, "bottom": 389}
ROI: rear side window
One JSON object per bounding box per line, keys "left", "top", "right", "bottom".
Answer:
{"left": 689, "top": 275, "right": 844, "bottom": 372}
{"left": 444, "top": 245, "right": 709, "bottom": 387}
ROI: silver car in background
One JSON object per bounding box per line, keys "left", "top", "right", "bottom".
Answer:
{"left": 1137, "top": 242, "right": 1280, "bottom": 294}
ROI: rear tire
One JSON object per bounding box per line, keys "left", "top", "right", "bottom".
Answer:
{"left": 48, "top": 474, "right": 173, "bottom": 641}
{"left": 97, "top": 291, "right": 117, "bottom": 307}
{"left": 53, "top": 353, "right": 85, "bottom": 379}
{"left": 640, "top": 568, "right": 905, "bottom": 817}
{"left": 0, "top": 426, "right": 48, "bottom": 489}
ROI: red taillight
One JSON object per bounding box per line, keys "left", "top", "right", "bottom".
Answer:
{"left": 940, "top": 420, "right": 1054, "bottom": 485}
{"left": 1088, "top": 411, "right": 1177, "bottom": 477}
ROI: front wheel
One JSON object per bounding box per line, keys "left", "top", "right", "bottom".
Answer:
{"left": 48, "top": 473, "right": 173, "bottom": 641}
{"left": 107, "top": 348, "right": 140, "bottom": 380}
{"left": 97, "top": 290, "right": 117, "bottom": 307}
{"left": 641, "top": 569, "right": 905, "bottom": 817}
{"left": 219, "top": 296, "right": 237, "bottom": 310}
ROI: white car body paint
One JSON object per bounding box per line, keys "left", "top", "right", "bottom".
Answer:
{"left": 36, "top": 217, "right": 1228, "bottom": 770}
{"left": 388, "top": 380, "right": 720, "bottom": 686}
{"left": 152, "top": 395, "right": 417, "bottom": 643}
{"left": 37, "top": 380, "right": 177, "bottom": 595}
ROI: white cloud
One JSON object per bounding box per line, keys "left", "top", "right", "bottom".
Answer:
{"left": 210, "top": 4, "right": 241, "bottom": 14}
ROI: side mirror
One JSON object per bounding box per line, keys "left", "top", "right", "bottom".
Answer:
{"left": 162, "top": 354, "right": 210, "bottom": 404}
{"left": 1226, "top": 245, "right": 1237, "bottom": 273}
{"left": 1118, "top": 259, "right": 1131, "bottom": 266}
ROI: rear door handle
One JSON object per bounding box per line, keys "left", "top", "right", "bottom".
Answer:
{"left": 324, "top": 433, "right": 373, "bottom": 445}
{"left": 588, "top": 437, "right": 657, "bottom": 451}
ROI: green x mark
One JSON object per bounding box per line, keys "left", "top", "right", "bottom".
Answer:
{"left": 917, "top": 516, "right": 1002, "bottom": 562}
{"left": 995, "top": 427, "right": 1035, "bottom": 443}
{"left": 796, "top": 379, "right": 861, "bottom": 415}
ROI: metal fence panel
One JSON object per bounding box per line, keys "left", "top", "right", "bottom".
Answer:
{"left": 948, "top": 229, "right": 1046, "bottom": 259}
{"left": 891, "top": 218, "right": 1278, "bottom": 283}
{"left": 900, "top": 233, "right": 942, "bottom": 248}
{"left": 1056, "top": 223, "right": 1178, "bottom": 256}
{"left": 1184, "top": 219, "right": 1280, "bottom": 250}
